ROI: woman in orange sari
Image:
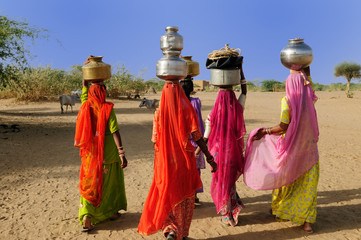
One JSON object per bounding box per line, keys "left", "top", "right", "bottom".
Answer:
{"left": 74, "top": 57, "right": 127, "bottom": 232}
{"left": 138, "top": 80, "right": 217, "bottom": 240}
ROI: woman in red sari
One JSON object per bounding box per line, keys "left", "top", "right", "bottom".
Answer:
{"left": 138, "top": 80, "right": 217, "bottom": 240}
{"left": 74, "top": 57, "right": 127, "bottom": 232}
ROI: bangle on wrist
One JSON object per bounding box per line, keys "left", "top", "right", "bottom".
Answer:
{"left": 241, "top": 79, "right": 247, "bottom": 85}
{"left": 118, "top": 148, "right": 125, "bottom": 157}
{"left": 266, "top": 128, "right": 272, "bottom": 134}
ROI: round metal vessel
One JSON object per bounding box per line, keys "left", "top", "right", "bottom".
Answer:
{"left": 156, "top": 55, "right": 187, "bottom": 80}
{"left": 210, "top": 69, "right": 240, "bottom": 86}
{"left": 280, "top": 38, "right": 313, "bottom": 70}
{"left": 82, "top": 56, "right": 111, "bottom": 81}
{"left": 182, "top": 56, "right": 200, "bottom": 77}
{"left": 160, "top": 26, "right": 183, "bottom": 53}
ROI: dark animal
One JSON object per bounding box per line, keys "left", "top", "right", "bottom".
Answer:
{"left": 139, "top": 98, "right": 159, "bottom": 111}
{"left": 59, "top": 94, "right": 81, "bottom": 114}
{"left": 0, "top": 124, "right": 20, "bottom": 133}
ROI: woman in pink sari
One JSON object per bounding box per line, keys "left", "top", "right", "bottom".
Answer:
{"left": 198, "top": 64, "right": 247, "bottom": 226}
{"left": 245, "top": 67, "right": 319, "bottom": 233}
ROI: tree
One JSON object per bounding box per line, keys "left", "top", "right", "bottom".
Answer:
{"left": 261, "top": 79, "right": 285, "bottom": 92}
{"left": 334, "top": 61, "right": 361, "bottom": 98}
{"left": 0, "top": 14, "right": 47, "bottom": 67}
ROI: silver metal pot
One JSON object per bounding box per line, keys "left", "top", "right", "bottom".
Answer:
{"left": 156, "top": 55, "right": 187, "bottom": 80}
{"left": 280, "top": 38, "right": 313, "bottom": 70}
{"left": 156, "top": 26, "right": 187, "bottom": 81}
{"left": 210, "top": 69, "right": 240, "bottom": 86}
{"left": 160, "top": 26, "right": 183, "bottom": 54}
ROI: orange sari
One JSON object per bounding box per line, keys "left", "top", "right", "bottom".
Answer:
{"left": 74, "top": 85, "right": 114, "bottom": 207}
{"left": 138, "top": 82, "right": 202, "bottom": 235}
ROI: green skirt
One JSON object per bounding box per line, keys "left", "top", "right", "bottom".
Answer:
{"left": 79, "top": 133, "right": 127, "bottom": 225}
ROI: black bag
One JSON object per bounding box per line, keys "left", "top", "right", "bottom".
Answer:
{"left": 206, "top": 56, "right": 243, "bottom": 69}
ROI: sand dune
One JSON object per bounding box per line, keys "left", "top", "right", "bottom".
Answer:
{"left": 1, "top": 91, "right": 360, "bottom": 240}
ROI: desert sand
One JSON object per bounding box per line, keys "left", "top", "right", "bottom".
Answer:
{"left": 1, "top": 90, "right": 361, "bottom": 240}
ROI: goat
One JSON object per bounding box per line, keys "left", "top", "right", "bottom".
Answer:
{"left": 139, "top": 98, "right": 159, "bottom": 111}
{"left": 59, "top": 94, "right": 81, "bottom": 114}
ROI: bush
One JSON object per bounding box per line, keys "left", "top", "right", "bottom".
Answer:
{"left": 0, "top": 65, "right": 83, "bottom": 101}
{"left": 0, "top": 63, "right": 147, "bottom": 101}
{"left": 144, "top": 78, "right": 165, "bottom": 92}
{"left": 313, "top": 83, "right": 327, "bottom": 91}
{"left": 232, "top": 81, "right": 261, "bottom": 92}
{"left": 261, "top": 80, "right": 285, "bottom": 92}
{"left": 106, "top": 65, "right": 146, "bottom": 98}
{"left": 328, "top": 83, "right": 346, "bottom": 91}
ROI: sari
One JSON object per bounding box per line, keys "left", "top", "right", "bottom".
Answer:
{"left": 138, "top": 81, "right": 202, "bottom": 238}
{"left": 75, "top": 85, "right": 127, "bottom": 224}
{"left": 244, "top": 72, "right": 319, "bottom": 190}
{"left": 208, "top": 90, "right": 246, "bottom": 225}
{"left": 74, "top": 84, "right": 113, "bottom": 207}
{"left": 189, "top": 97, "right": 206, "bottom": 193}
{"left": 244, "top": 72, "right": 319, "bottom": 225}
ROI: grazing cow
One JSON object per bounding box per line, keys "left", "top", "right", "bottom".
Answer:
{"left": 139, "top": 98, "right": 159, "bottom": 111}
{"left": 59, "top": 94, "right": 81, "bottom": 114}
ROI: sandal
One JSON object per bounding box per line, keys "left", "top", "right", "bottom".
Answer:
{"left": 81, "top": 225, "right": 94, "bottom": 233}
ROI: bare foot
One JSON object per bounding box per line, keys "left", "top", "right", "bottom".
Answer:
{"left": 82, "top": 216, "right": 94, "bottom": 232}
{"left": 303, "top": 222, "right": 313, "bottom": 234}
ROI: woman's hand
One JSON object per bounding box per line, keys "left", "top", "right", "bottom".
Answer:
{"left": 252, "top": 128, "right": 267, "bottom": 141}
{"left": 82, "top": 55, "right": 95, "bottom": 87}
{"left": 194, "top": 146, "right": 201, "bottom": 158}
{"left": 120, "top": 156, "right": 128, "bottom": 168}
{"left": 206, "top": 155, "right": 217, "bottom": 173}
{"left": 209, "top": 160, "right": 217, "bottom": 173}
{"left": 84, "top": 55, "right": 94, "bottom": 65}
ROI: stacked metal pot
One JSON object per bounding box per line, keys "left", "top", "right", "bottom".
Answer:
{"left": 156, "top": 26, "right": 187, "bottom": 81}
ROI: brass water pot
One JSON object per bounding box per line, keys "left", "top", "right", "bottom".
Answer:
{"left": 82, "top": 56, "right": 111, "bottom": 81}
{"left": 182, "top": 56, "right": 200, "bottom": 77}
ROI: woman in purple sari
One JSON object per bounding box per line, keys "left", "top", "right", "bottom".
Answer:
{"left": 180, "top": 79, "right": 205, "bottom": 203}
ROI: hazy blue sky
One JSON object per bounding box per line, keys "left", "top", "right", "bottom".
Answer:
{"left": 2, "top": 0, "right": 361, "bottom": 85}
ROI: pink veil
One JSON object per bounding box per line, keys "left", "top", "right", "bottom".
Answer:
{"left": 244, "top": 72, "right": 319, "bottom": 190}
{"left": 209, "top": 90, "right": 246, "bottom": 212}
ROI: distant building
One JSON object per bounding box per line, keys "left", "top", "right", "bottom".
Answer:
{"left": 193, "top": 80, "right": 209, "bottom": 91}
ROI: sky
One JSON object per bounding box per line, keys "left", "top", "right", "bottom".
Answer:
{"left": 2, "top": 0, "right": 361, "bottom": 85}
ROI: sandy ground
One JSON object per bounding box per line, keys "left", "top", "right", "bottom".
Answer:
{"left": 0, "top": 90, "right": 361, "bottom": 240}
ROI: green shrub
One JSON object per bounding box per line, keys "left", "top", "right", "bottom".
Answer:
{"left": 0, "top": 63, "right": 147, "bottom": 101}
{"left": 145, "top": 78, "right": 165, "bottom": 92}
{"left": 313, "top": 83, "right": 327, "bottom": 91}
{"left": 261, "top": 79, "right": 285, "bottom": 92}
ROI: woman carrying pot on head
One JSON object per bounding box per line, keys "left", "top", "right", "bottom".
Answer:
{"left": 180, "top": 78, "right": 206, "bottom": 204}
{"left": 245, "top": 67, "right": 319, "bottom": 234}
{"left": 138, "top": 80, "right": 217, "bottom": 240}
{"left": 74, "top": 56, "right": 127, "bottom": 232}
{"left": 196, "top": 60, "right": 247, "bottom": 227}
